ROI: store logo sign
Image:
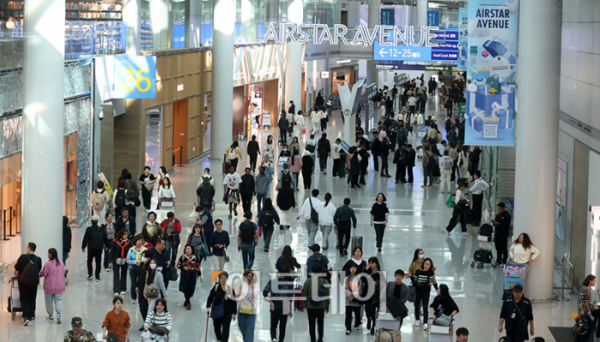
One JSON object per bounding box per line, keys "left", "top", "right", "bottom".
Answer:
{"left": 263, "top": 23, "right": 439, "bottom": 47}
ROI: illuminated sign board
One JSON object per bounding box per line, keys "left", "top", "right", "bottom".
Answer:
{"left": 374, "top": 29, "right": 459, "bottom": 63}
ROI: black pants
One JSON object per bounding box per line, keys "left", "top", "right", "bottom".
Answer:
{"left": 409, "top": 105, "right": 416, "bottom": 114}
{"left": 279, "top": 129, "right": 287, "bottom": 145}
{"left": 446, "top": 208, "right": 467, "bottom": 233}
{"left": 365, "top": 299, "right": 378, "bottom": 321}
{"left": 507, "top": 329, "right": 528, "bottom": 342}
{"left": 395, "top": 163, "right": 406, "bottom": 182}
{"left": 472, "top": 193, "right": 483, "bottom": 225}
{"left": 381, "top": 156, "right": 389, "bottom": 175}
{"left": 231, "top": 158, "right": 239, "bottom": 172}
{"left": 406, "top": 166, "right": 414, "bottom": 183}
{"left": 270, "top": 309, "right": 289, "bottom": 342}
{"left": 359, "top": 167, "right": 367, "bottom": 184}
{"left": 420, "top": 102, "right": 425, "bottom": 113}
{"left": 263, "top": 225, "right": 274, "bottom": 248}
{"left": 213, "top": 315, "right": 233, "bottom": 342}
{"left": 320, "top": 118, "right": 327, "bottom": 131}
{"left": 241, "top": 192, "right": 253, "bottom": 215}
{"left": 139, "top": 295, "right": 149, "bottom": 323}
{"left": 495, "top": 234, "right": 509, "bottom": 264}
{"left": 337, "top": 224, "right": 351, "bottom": 254}
{"left": 249, "top": 155, "right": 258, "bottom": 172}
{"left": 374, "top": 224, "right": 386, "bottom": 248}
{"left": 87, "top": 249, "right": 102, "bottom": 279}
{"left": 351, "top": 175, "right": 359, "bottom": 188}
{"left": 345, "top": 306, "right": 361, "bottom": 331}
{"left": 372, "top": 154, "right": 379, "bottom": 171}
{"left": 307, "top": 308, "right": 325, "bottom": 342}
{"left": 332, "top": 158, "right": 341, "bottom": 177}
{"left": 141, "top": 186, "right": 152, "bottom": 210}
{"left": 302, "top": 171, "right": 312, "bottom": 190}
{"left": 19, "top": 284, "right": 37, "bottom": 320}
{"left": 415, "top": 290, "right": 430, "bottom": 322}
{"left": 113, "top": 264, "right": 128, "bottom": 294}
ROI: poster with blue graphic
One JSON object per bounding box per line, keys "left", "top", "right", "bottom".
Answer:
{"left": 427, "top": 11, "right": 439, "bottom": 26}
{"left": 466, "top": 0, "right": 518, "bottom": 146}
{"left": 457, "top": 8, "right": 468, "bottom": 71}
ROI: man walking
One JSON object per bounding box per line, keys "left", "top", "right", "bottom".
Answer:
{"left": 223, "top": 165, "right": 243, "bottom": 219}
{"left": 405, "top": 144, "right": 416, "bottom": 185}
{"left": 255, "top": 166, "right": 271, "bottom": 213}
{"left": 468, "top": 170, "right": 489, "bottom": 226}
{"left": 317, "top": 133, "right": 331, "bottom": 174}
{"left": 247, "top": 135, "right": 261, "bottom": 173}
{"left": 115, "top": 207, "right": 136, "bottom": 237}
{"left": 303, "top": 264, "right": 330, "bottom": 342}
{"left": 358, "top": 143, "right": 370, "bottom": 185}
{"left": 393, "top": 143, "right": 407, "bottom": 184}
{"left": 278, "top": 112, "right": 289, "bottom": 146}
{"left": 333, "top": 198, "right": 357, "bottom": 257}
{"left": 499, "top": 284, "right": 534, "bottom": 342}
{"left": 371, "top": 131, "right": 380, "bottom": 173}
{"left": 240, "top": 167, "right": 255, "bottom": 215}
{"left": 82, "top": 215, "right": 109, "bottom": 282}
{"left": 14, "top": 242, "right": 43, "bottom": 326}
{"left": 298, "top": 190, "right": 322, "bottom": 247}
{"left": 492, "top": 203, "right": 512, "bottom": 266}
{"left": 237, "top": 212, "right": 259, "bottom": 270}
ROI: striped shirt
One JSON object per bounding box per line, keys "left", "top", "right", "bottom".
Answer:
{"left": 413, "top": 269, "right": 438, "bottom": 291}
{"left": 145, "top": 310, "right": 173, "bottom": 331}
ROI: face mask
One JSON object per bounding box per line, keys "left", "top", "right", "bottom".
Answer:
{"left": 418, "top": 254, "right": 424, "bottom": 259}
{"left": 150, "top": 264, "right": 157, "bottom": 270}
{"left": 283, "top": 148, "right": 288, "bottom": 151}
{"left": 141, "top": 257, "right": 148, "bottom": 263}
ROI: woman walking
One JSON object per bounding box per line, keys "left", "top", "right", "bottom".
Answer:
{"left": 294, "top": 110, "right": 305, "bottom": 138}
{"left": 226, "top": 141, "right": 242, "bottom": 172}
{"left": 315, "top": 193, "right": 336, "bottom": 250}
{"left": 290, "top": 136, "right": 301, "bottom": 156}
{"left": 301, "top": 151, "right": 314, "bottom": 190}
{"left": 258, "top": 198, "right": 281, "bottom": 252}
{"left": 276, "top": 180, "right": 296, "bottom": 229}
{"left": 126, "top": 235, "right": 147, "bottom": 305}
{"left": 102, "top": 296, "right": 131, "bottom": 342}
{"left": 264, "top": 135, "right": 275, "bottom": 160}
{"left": 177, "top": 244, "right": 202, "bottom": 310}
{"left": 143, "top": 298, "right": 172, "bottom": 341}
{"left": 102, "top": 212, "right": 117, "bottom": 272}
{"left": 142, "top": 211, "right": 162, "bottom": 248}
{"left": 344, "top": 263, "right": 364, "bottom": 335}
{"left": 136, "top": 250, "right": 153, "bottom": 330}
{"left": 411, "top": 258, "right": 438, "bottom": 330}
{"left": 146, "top": 258, "right": 168, "bottom": 312}
{"left": 275, "top": 245, "right": 301, "bottom": 275}
{"left": 349, "top": 147, "right": 360, "bottom": 189}
{"left": 157, "top": 177, "right": 176, "bottom": 210}
{"left": 186, "top": 224, "right": 207, "bottom": 268}
{"left": 289, "top": 149, "right": 303, "bottom": 191}
{"left": 575, "top": 275, "right": 597, "bottom": 342}
{"left": 236, "top": 269, "right": 260, "bottom": 342}
{"left": 370, "top": 193, "right": 389, "bottom": 252}
{"left": 157, "top": 166, "right": 169, "bottom": 187}
{"left": 364, "top": 257, "right": 382, "bottom": 335}
{"left": 509, "top": 233, "right": 540, "bottom": 265}
{"left": 206, "top": 272, "right": 237, "bottom": 342}
{"left": 111, "top": 228, "right": 131, "bottom": 297}
{"left": 311, "top": 108, "right": 320, "bottom": 133}
{"left": 39, "top": 248, "right": 66, "bottom": 324}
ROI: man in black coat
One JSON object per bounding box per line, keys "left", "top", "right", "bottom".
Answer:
{"left": 278, "top": 112, "right": 289, "bottom": 145}
{"left": 240, "top": 167, "right": 255, "bottom": 215}
{"left": 14, "top": 242, "right": 43, "bottom": 325}
{"left": 247, "top": 135, "right": 260, "bottom": 173}
{"left": 404, "top": 144, "right": 416, "bottom": 185}
{"left": 371, "top": 132, "right": 381, "bottom": 172}
{"left": 358, "top": 142, "right": 370, "bottom": 185}
{"left": 63, "top": 215, "right": 72, "bottom": 279}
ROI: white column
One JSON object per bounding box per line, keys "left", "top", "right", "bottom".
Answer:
{"left": 241, "top": 0, "right": 257, "bottom": 43}
{"left": 22, "top": 0, "right": 64, "bottom": 257}
{"left": 284, "top": 0, "right": 303, "bottom": 112}
{"left": 151, "top": 0, "right": 169, "bottom": 50}
{"left": 186, "top": 0, "right": 202, "bottom": 48}
{"left": 513, "top": 0, "right": 562, "bottom": 299}
{"left": 124, "top": 0, "right": 141, "bottom": 54}
{"left": 211, "top": 0, "right": 235, "bottom": 162}
{"left": 417, "top": 0, "right": 427, "bottom": 28}
{"left": 365, "top": 0, "right": 380, "bottom": 133}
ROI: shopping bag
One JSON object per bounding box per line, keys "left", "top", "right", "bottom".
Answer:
{"left": 257, "top": 226, "right": 262, "bottom": 237}
{"left": 445, "top": 195, "right": 455, "bottom": 208}
{"left": 302, "top": 128, "right": 306, "bottom": 135}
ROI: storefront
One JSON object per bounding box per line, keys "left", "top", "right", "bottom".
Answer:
{"left": 330, "top": 64, "right": 356, "bottom": 96}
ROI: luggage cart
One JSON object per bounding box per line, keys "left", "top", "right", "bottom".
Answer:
{"left": 428, "top": 322, "right": 454, "bottom": 342}
{"left": 7, "top": 276, "right": 21, "bottom": 320}
{"left": 142, "top": 332, "right": 170, "bottom": 342}
{"left": 471, "top": 224, "right": 495, "bottom": 269}
{"left": 503, "top": 263, "right": 528, "bottom": 299}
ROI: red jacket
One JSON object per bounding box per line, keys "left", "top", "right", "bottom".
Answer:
{"left": 160, "top": 218, "right": 182, "bottom": 244}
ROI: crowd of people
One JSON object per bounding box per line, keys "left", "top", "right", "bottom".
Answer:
{"left": 8, "top": 74, "right": 558, "bottom": 342}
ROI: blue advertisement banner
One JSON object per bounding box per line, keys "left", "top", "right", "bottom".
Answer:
{"left": 427, "top": 10, "right": 439, "bottom": 26}
{"left": 173, "top": 24, "right": 185, "bottom": 48}
{"left": 381, "top": 8, "right": 395, "bottom": 26}
{"left": 457, "top": 8, "right": 468, "bottom": 71}
{"left": 373, "top": 29, "right": 459, "bottom": 63}
{"left": 114, "top": 56, "right": 157, "bottom": 99}
{"left": 465, "top": 0, "right": 518, "bottom": 146}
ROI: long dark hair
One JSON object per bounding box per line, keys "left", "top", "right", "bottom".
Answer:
{"left": 583, "top": 274, "right": 596, "bottom": 287}
{"left": 438, "top": 284, "right": 450, "bottom": 299}
{"left": 146, "top": 259, "right": 158, "bottom": 285}
{"left": 48, "top": 248, "right": 59, "bottom": 266}
{"left": 291, "top": 149, "right": 299, "bottom": 165}
{"left": 368, "top": 256, "right": 380, "bottom": 271}
{"left": 154, "top": 298, "right": 168, "bottom": 313}
{"left": 264, "top": 198, "right": 274, "bottom": 211}
{"left": 514, "top": 233, "right": 534, "bottom": 250}
{"left": 421, "top": 257, "right": 434, "bottom": 270}
{"left": 412, "top": 249, "right": 424, "bottom": 263}
{"left": 281, "top": 245, "right": 294, "bottom": 270}
{"left": 163, "top": 177, "right": 172, "bottom": 189}
{"left": 324, "top": 193, "right": 332, "bottom": 206}
{"left": 231, "top": 140, "right": 239, "bottom": 149}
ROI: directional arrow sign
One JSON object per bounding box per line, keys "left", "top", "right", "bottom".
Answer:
{"left": 379, "top": 48, "right": 388, "bottom": 57}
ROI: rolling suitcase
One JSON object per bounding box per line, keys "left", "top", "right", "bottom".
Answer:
{"left": 293, "top": 286, "right": 305, "bottom": 311}
{"left": 473, "top": 249, "right": 493, "bottom": 264}
{"left": 351, "top": 227, "right": 362, "bottom": 252}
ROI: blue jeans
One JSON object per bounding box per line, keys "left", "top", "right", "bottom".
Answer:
{"left": 319, "top": 225, "right": 333, "bottom": 249}
{"left": 292, "top": 172, "right": 300, "bottom": 189}
{"left": 62, "top": 253, "right": 69, "bottom": 266}
{"left": 237, "top": 313, "right": 256, "bottom": 342}
{"left": 241, "top": 243, "right": 255, "bottom": 270}
{"left": 103, "top": 247, "right": 112, "bottom": 270}
{"left": 166, "top": 240, "right": 179, "bottom": 265}
{"left": 319, "top": 158, "right": 327, "bottom": 171}
{"left": 256, "top": 193, "right": 267, "bottom": 213}
{"left": 306, "top": 220, "right": 318, "bottom": 247}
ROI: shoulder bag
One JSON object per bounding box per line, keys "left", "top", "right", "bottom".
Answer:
{"left": 210, "top": 285, "right": 225, "bottom": 319}
{"left": 149, "top": 315, "right": 169, "bottom": 336}
{"left": 106, "top": 312, "right": 123, "bottom": 342}
{"left": 238, "top": 283, "right": 255, "bottom": 315}
{"left": 309, "top": 198, "right": 319, "bottom": 224}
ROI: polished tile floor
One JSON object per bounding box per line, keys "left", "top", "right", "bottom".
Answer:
{"left": 0, "top": 100, "right": 578, "bottom": 342}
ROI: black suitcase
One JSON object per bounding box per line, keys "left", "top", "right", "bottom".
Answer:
{"left": 473, "top": 249, "right": 493, "bottom": 264}
{"left": 478, "top": 224, "right": 494, "bottom": 237}
{"left": 351, "top": 235, "right": 363, "bottom": 252}
{"left": 463, "top": 207, "right": 474, "bottom": 224}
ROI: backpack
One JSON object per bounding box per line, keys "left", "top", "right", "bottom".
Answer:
{"left": 90, "top": 226, "right": 106, "bottom": 250}
{"left": 308, "top": 279, "right": 328, "bottom": 306}
{"left": 260, "top": 210, "right": 275, "bottom": 228}
{"left": 306, "top": 143, "right": 315, "bottom": 153}
{"left": 227, "top": 147, "right": 237, "bottom": 161}
{"left": 19, "top": 255, "right": 40, "bottom": 286}
{"left": 92, "top": 190, "right": 106, "bottom": 211}
{"left": 239, "top": 221, "right": 255, "bottom": 244}
{"left": 426, "top": 153, "right": 437, "bottom": 169}
{"left": 115, "top": 189, "right": 127, "bottom": 208}
{"left": 574, "top": 315, "right": 589, "bottom": 336}
{"left": 442, "top": 157, "right": 453, "bottom": 171}
{"left": 281, "top": 170, "right": 292, "bottom": 185}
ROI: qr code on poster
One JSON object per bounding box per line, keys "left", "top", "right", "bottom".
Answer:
{"left": 483, "top": 124, "right": 498, "bottom": 138}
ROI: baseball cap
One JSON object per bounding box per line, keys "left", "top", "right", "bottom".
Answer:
{"left": 91, "top": 215, "right": 99, "bottom": 222}
{"left": 71, "top": 317, "right": 83, "bottom": 326}
{"left": 512, "top": 284, "right": 523, "bottom": 292}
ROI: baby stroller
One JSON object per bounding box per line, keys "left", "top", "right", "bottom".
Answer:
{"left": 7, "top": 276, "right": 21, "bottom": 320}
{"left": 471, "top": 224, "right": 495, "bottom": 269}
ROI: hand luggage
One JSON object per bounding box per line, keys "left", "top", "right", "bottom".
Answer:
{"left": 386, "top": 296, "right": 408, "bottom": 319}
{"left": 293, "top": 286, "right": 305, "bottom": 311}
{"left": 374, "top": 328, "right": 401, "bottom": 342}
{"left": 351, "top": 235, "right": 363, "bottom": 252}
{"left": 473, "top": 249, "right": 493, "bottom": 264}
{"left": 478, "top": 224, "right": 494, "bottom": 238}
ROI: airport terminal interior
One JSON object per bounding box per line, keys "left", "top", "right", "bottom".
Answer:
{"left": 0, "top": 0, "right": 598, "bottom": 341}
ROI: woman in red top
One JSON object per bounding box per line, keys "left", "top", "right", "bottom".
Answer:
{"left": 102, "top": 296, "right": 131, "bottom": 342}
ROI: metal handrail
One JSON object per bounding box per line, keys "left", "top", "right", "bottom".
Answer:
{"left": 553, "top": 253, "right": 574, "bottom": 301}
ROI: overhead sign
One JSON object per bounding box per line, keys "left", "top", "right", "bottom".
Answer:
{"left": 457, "top": 7, "right": 468, "bottom": 71}
{"left": 427, "top": 11, "right": 440, "bottom": 26}
{"left": 321, "top": 71, "right": 330, "bottom": 78}
{"left": 424, "top": 65, "right": 452, "bottom": 71}
{"left": 263, "top": 23, "right": 439, "bottom": 47}
{"left": 381, "top": 8, "right": 395, "bottom": 26}
{"left": 114, "top": 56, "right": 157, "bottom": 99}
{"left": 373, "top": 29, "right": 458, "bottom": 62}
{"left": 465, "top": 0, "right": 518, "bottom": 146}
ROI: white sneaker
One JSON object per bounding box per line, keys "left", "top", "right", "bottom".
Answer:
{"left": 423, "top": 323, "right": 429, "bottom": 330}
{"left": 114, "top": 293, "right": 119, "bottom": 296}
{"left": 120, "top": 291, "right": 126, "bottom": 296}
{"left": 414, "top": 320, "right": 420, "bottom": 326}
{"left": 462, "top": 232, "right": 470, "bottom": 236}
{"left": 440, "top": 190, "right": 445, "bottom": 193}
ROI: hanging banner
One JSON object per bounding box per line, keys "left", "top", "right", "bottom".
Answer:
{"left": 465, "top": 0, "right": 518, "bottom": 146}
{"left": 457, "top": 8, "right": 468, "bottom": 71}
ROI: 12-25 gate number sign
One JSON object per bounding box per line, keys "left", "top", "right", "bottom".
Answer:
{"left": 114, "top": 56, "right": 157, "bottom": 99}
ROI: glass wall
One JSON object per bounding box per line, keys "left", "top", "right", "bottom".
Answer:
{"left": 303, "top": 0, "right": 339, "bottom": 26}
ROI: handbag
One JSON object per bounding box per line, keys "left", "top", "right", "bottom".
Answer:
{"left": 141, "top": 330, "right": 151, "bottom": 340}
{"left": 149, "top": 315, "right": 169, "bottom": 336}
{"left": 106, "top": 312, "right": 123, "bottom": 342}
{"left": 168, "top": 266, "right": 178, "bottom": 281}
{"left": 144, "top": 182, "right": 154, "bottom": 192}
{"left": 238, "top": 283, "right": 255, "bottom": 315}
{"left": 144, "top": 283, "right": 159, "bottom": 299}
{"left": 445, "top": 195, "right": 455, "bottom": 208}
{"left": 210, "top": 300, "right": 225, "bottom": 319}
{"left": 407, "top": 283, "right": 417, "bottom": 303}
{"left": 223, "top": 248, "right": 230, "bottom": 263}
{"left": 433, "top": 313, "right": 452, "bottom": 326}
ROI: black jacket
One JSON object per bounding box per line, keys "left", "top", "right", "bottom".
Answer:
{"left": 358, "top": 149, "right": 370, "bottom": 168}
{"left": 405, "top": 149, "right": 416, "bottom": 167}
{"left": 302, "top": 156, "right": 314, "bottom": 174}
{"left": 82, "top": 224, "right": 109, "bottom": 251}
{"left": 318, "top": 138, "right": 331, "bottom": 158}
{"left": 207, "top": 284, "right": 238, "bottom": 316}
{"left": 115, "top": 215, "right": 136, "bottom": 235}
{"left": 276, "top": 187, "right": 296, "bottom": 211}
{"left": 371, "top": 139, "right": 381, "bottom": 155}
{"left": 334, "top": 206, "right": 357, "bottom": 228}
{"left": 197, "top": 184, "right": 215, "bottom": 207}
{"left": 63, "top": 224, "right": 72, "bottom": 253}
{"left": 278, "top": 116, "right": 289, "bottom": 130}
{"left": 393, "top": 149, "right": 407, "bottom": 165}
{"left": 247, "top": 140, "right": 260, "bottom": 157}
{"left": 380, "top": 141, "right": 391, "bottom": 157}
{"left": 240, "top": 174, "right": 255, "bottom": 195}
{"left": 350, "top": 154, "right": 361, "bottom": 176}
{"left": 288, "top": 104, "right": 295, "bottom": 115}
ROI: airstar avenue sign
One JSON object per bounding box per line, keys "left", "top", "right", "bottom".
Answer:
{"left": 263, "top": 23, "right": 440, "bottom": 47}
